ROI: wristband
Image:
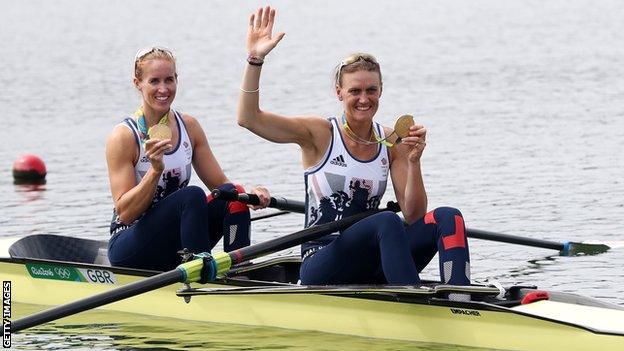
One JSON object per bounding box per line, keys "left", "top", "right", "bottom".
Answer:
{"left": 247, "top": 54, "right": 264, "bottom": 66}
{"left": 240, "top": 86, "right": 260, "bottom": 93}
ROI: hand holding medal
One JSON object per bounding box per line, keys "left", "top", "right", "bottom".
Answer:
{"left": 393, "top": 114, "right": 426, "bottom": 162}
{"left": 146, "top": 123, "right": 172, "bottom": 171}
{"left": 134, "top": 107, "right": 173, "bottom": 172}
{"left": 377, "top": 114, "right": 416, "bottom": 147}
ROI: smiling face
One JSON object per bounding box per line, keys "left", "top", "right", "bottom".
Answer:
{"left": 134, "top": 58, "right": 177, "bottom": 116}
{"left": 336, "top": 70, "right": 382, "bottom": 123}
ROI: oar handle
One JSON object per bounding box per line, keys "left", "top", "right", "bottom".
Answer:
{"left": 211, "top": 188, "right": 305, "bottom": 213}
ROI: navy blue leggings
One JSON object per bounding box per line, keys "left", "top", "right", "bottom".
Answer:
{"left": 300, "top": 207, "right": 470, "bottom": 285}
{"left": 108, "top": 184, "right": 250, "bottom": 271}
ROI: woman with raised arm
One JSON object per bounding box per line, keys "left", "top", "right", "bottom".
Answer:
{"left": 237, "top": 7, "right": 470, "bottom": 296}
{"left": 106, "top": 46, "right": 270, "bottom": 271}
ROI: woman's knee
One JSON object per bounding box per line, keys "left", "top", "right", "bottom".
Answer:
{"left": 170, "top": 185, "right": 207, "bottom": 207}
{"left": 371, "top": 211, "right": 406, "bottom": 236}
{"left": 179, "top": 185, "right": 208, "bottom": 205}
{"left": 432, "top": 206, "right": 463, "bottom": 220}
{"left": 373, "top": 211, "right": 403, "bottom": 225}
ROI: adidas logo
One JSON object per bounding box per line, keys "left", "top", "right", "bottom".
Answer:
{"left": 330, "top": 155, "right": 347, "bottom": 167}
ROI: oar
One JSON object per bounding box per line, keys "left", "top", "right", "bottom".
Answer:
{"left": 466, "top": 228, "right": 610, "bottom": 256}
{"left": 12, "top": 201, "right": 399, "bottom": 332}
{"left": 218, "top": 190, "right": 610, "bottom": 256}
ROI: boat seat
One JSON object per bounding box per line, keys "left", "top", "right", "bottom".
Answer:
{"left": 9, "top": 234, "right": 110, "bottom": 265}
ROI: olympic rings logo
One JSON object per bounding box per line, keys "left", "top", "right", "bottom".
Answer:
{"left": 54, "top": 267, "right": 72, "bottom": 279}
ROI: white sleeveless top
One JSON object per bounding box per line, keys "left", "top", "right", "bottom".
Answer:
{"left": 302, "top": 117, "right": 390, "bottom": 255}
{"left": 123, "top": 110, "right": 193, "bottom": 203}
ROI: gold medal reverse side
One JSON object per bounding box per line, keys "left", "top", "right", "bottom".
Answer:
{"left": 393, "top": 114, "right": 415, "bottom": 139}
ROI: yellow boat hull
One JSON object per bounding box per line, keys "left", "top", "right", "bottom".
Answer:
{"left": 3, "top": 259, "right": 624, "bottom": 351}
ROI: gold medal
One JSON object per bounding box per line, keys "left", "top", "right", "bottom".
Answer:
{"left": 148, "top": 124, "right": 172, "bottom": 140}
{"left": 393, "top": 114, "right": 414, "bottom": 139}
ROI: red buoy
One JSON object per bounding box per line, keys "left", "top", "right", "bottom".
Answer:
{"left": 13, "top": 154, "right": 47, "bottom": 184}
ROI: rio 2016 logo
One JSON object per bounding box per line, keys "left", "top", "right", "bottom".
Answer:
{"left": 26, "top": 264, "right": 117, "bottom": 285}
{"left": 53, "top": 267, "right": 71, "bottom": 279}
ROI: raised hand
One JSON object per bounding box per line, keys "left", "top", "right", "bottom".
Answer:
{"left": 401, "top": 125, "right": 427, "bottom": 163}
{"left": 247, "top": 6, "right": 285, "bottom": 59}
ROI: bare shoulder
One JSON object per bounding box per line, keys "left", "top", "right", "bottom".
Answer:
{"left": 180, "top": 113, "right": 201, "bottom": 129}
{"left": 179, "top": 113, "right": 206, "bottom": 142}
{"left": 106, "top": 123, "right": 138, "bottom": 163}
{"left": 301, "top": 115, "right": 332, "bottom": 134}
{"left": 290, "top": 115, "right": 332, "bottom": 168}
{"left": 296, "top": 115, "right": 332, "bottom": 148}
{"left": 107, "top": 123, "right": 136, "bottom": 148}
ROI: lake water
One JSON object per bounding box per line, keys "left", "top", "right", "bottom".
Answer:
{"left": 2, "top": 0, "right": 623, "bottom": 349}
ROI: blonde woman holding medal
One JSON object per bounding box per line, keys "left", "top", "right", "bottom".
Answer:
{"left": 106, "top": 47, "right": 270, "bottom": 271}
{"left": 237, "top": 7, "right": 471, "bottom": 295}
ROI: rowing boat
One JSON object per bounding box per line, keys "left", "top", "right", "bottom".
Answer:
{"left": 2, "top": 233, "right": 624, "bottom": 350}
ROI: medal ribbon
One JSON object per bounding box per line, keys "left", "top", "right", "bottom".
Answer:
{"left": 134, "top": 107, "right": 170, "bottom": 146}
{"left": 341, "top": 113, "right": 394, "bottom": 147}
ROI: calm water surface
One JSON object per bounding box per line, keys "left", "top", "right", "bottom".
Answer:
{"left": 2, "top": 0, "right": 624, "bottom": 349}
